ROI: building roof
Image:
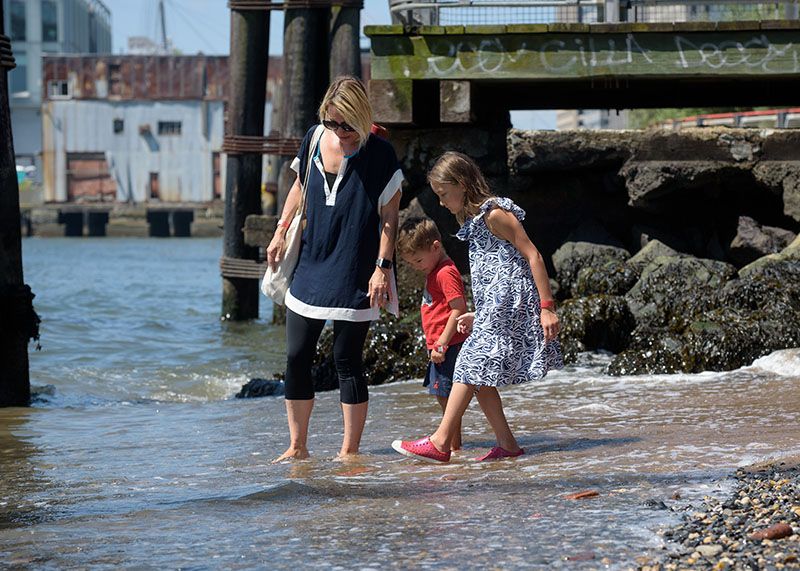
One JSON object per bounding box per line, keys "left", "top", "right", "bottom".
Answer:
{"left": 42, "top": 55, "right": 283, "bottom": 101}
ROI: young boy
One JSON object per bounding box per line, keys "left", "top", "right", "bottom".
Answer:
{"left": 397, "top": 217, "right": 469, "bottom": 450}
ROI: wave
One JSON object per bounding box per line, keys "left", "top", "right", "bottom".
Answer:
{"left": 745, "top": 348, "right": 800, "bottom": 377}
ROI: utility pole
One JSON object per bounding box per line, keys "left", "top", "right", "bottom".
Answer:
{"left": 221, "top": 5, "right": 270, "bottom": 320}
{"left": 0, "top": 3, "right": 34, "bottom": 407}
{"left": 159, "top": 0, "right": 168, "bottom": 52}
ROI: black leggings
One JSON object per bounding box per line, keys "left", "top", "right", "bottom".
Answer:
{"left": 285, "top": 309, "right": 371, "bottom": 404}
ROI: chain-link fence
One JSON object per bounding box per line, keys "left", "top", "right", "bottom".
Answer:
{"left": 388, "top": 0, "right": 800, "bottom": 26}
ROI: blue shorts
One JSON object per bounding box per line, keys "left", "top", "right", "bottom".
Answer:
{"left": 422, "top": 343, "right": 462, "bottom": 398}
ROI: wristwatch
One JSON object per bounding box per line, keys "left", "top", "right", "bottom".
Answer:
{"left": 375, "top": 257, "right": 393, "bottom": 269}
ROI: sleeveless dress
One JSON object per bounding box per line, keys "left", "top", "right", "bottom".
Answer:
{"left": 453, "top": 197, "right": 564, "bottom": 386}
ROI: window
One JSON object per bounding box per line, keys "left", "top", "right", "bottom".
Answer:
{"left": 9, "top": 52, "right": 27, "bottom": 95}
{"left": 42, "top": 0, "right": 58, "bottom": 43}
{"left": 113, "top": 119, "right": 124, "bottom": 134}
{"left": 48, "top": 80, "right": 70, "bottom": 98}
{"left": 157, "top": 121, "right": 182, "bottom": 135}
{"left": 10, "top": 0, "right": 26, "bottom": 41}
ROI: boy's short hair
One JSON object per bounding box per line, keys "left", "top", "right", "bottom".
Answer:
{"left": 397, "top": 217, "right": 442, "bottom": 257}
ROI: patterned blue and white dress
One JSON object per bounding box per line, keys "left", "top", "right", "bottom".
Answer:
{"left": 454, "top": 197, "right": 564, "bottom": 386}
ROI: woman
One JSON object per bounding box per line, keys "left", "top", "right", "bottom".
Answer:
{"left": 266, "top": 77, "right": 404, "bottom": 462}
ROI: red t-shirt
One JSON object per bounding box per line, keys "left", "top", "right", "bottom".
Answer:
{"left": 421, "top": 258, "right": 468, "bottom": 349}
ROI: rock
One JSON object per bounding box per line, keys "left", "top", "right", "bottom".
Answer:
{"left": 696, "top": 545, "right": 723, "bottom": 558}
{"left": 625, "top": 255, "right": 736, "bottom": 331}
{"left": 627, "top": 239, "right": 681, "bottom": 274}
{"left": 607, "top": 328, "right": 690, "bottom": 375}
{"left": 752, "top": 161, "right": 800, "bottom": 223}
{"left": 507, "top": 129, "right": 633, "bottom": 174}
{"left": 558, "top": 295, "right": 636, "bottom": 362}
{"left": 727, "top": 216, "right": 796, "bottom": 267}
{"left": 552, "top": 241, "right": 630, "bottom": 299}
{"left": 630, "top": 225, "right": 690, "bottom": 254}
{"left": 621, "top": 160, "right": 748, "bottom": 213}
{"left": 30, "top": 384, "right": 57, "bottom": 403}
{"left": 573, "top": 261, "right": 639, "bottom": 296}
{"left": 644, "top": 499, "right": 669, "bottom": 510}
{"left": 236, "top": 378, "right": 284, "bottom": 398}
{"left": 749, "top": 523, "right": 794, "bottom": 541}
{"left": 739, "top": 234, "right": 800, "bottom": 276}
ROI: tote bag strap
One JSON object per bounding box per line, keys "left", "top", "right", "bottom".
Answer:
{"left": 299, "top": 125, "right": 325, "bottom": 220}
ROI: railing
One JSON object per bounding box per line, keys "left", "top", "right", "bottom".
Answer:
{"left": 388, "top": 0, "right": 800, "bottom": 26}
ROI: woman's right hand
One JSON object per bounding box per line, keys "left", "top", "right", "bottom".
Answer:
{"left": 266, "top": 231, "right": 286, "bottom": 271}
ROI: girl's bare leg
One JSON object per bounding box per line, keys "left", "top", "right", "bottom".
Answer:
{"left": 273, "top": 399, "right": 314, "bottom": 462}
{"left": 475, "top": 387, "right": 521, "bottom": 452}
{"left": 436, "top": 396, "right": 462, "bottom": 450}
{"left": 429, "top": 383, "right": 473, "bottom": 452}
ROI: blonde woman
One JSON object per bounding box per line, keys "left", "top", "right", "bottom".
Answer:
{"left": 267, "top": 77, "right": 404, "bottom": 462}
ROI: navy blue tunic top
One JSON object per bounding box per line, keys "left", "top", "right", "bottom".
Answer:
{"left": 285, "top": 125, "right": 404, "bottom": 322}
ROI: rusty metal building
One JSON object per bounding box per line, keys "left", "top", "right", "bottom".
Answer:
{"left": 41, "top": 54, "right": 281, "bottom": 203}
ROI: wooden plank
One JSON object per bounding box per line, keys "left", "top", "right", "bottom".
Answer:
{"left": 369, "top": 28, "right": 800, "bottom": 81}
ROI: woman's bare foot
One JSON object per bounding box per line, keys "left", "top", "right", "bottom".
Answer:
{"left": 272, "top": 446, "right": 310, "bottom": 463}
{"left": 333, "top": 452, "right": 362, "bottom": 463}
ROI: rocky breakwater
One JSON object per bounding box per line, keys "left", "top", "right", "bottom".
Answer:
{"left": 506, "top": 127, "right": 800, "bottom": 375}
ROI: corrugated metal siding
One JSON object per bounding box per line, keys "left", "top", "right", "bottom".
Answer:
{"left": 44, "top": 99, "right": 226, "bottom": 202}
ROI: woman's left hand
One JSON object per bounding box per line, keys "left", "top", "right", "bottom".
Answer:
{"left": 369, "top": 267, "right": 391, "bottom": 309}
{"left": 541, "top": 309, "right": 560, "bottom": 342}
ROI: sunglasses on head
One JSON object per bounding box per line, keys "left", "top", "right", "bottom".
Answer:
{"left": 322, "top": 119, "right": 356, "bottom": 133}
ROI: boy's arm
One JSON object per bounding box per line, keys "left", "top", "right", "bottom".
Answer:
{"left": 430, "top": 296, "right": 467, "bottom": 364}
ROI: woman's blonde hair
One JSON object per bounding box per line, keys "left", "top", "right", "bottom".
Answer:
{"left": 317, "top": 76, "right": 373, "bottom": 147}
{"left": 428, "top": 151, "right": 494, "bottom": 224}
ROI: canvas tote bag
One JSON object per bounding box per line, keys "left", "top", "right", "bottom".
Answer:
{"left": 261, "top": 125, "right": 324, "bottom": 305}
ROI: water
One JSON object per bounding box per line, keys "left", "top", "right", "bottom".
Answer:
{"left": 2, "top": 238, "right": 799, "bottom": 569}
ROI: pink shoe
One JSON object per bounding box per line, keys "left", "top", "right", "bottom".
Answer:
{"left": 392, "top": 437, "right": 451, "bottom": 463}
{"left": 475, "top": 446, "right": 525, "bottom": 461}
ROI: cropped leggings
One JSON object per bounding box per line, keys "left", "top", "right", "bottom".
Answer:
{"left": 285, "top": 309, "right": 371, "bottom": 404}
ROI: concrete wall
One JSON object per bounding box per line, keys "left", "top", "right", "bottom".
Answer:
{"left": 42, "top": 99, "right": 226, "bottom": 202}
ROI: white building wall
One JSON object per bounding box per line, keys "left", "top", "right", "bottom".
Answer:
{"left": 44, "top": 99, "right": 226, "bottom": 202}
{"left": 3, "top": 0, "right": 112, "bottom": 159}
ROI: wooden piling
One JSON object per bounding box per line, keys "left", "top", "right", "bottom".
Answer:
{"left": 270, "top": 2, "right": 329, "bottom": 324}
{"left": 329, "top": 4, "right": 361, "bottom": 80}
{"left": 222, "top": 6, "right": 270, "bottom": 320}
{"left": 0, "top": 5, "right": 32, "bottom": 407}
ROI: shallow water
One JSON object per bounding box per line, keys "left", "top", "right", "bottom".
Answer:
{"left": 2, "top": 238, "right": 799, "bottom": 569}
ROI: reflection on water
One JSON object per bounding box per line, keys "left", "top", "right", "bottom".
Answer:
{"left": 1, "top": 239, "right": 798, "bottom": 568}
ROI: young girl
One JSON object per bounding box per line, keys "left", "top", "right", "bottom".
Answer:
{"left": 392, "top": 151, "right": 563, "bottom": 463}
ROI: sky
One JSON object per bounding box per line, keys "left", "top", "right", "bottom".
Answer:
{"left": 102, "top": 0, "right": 556, "bottom": 129}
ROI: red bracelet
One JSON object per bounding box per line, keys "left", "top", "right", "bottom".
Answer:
{"left": 277, "top": 218, "right": 290, "bottom": 229}
{"left": 541, "top": 299, "right": 556, "bottom": 310}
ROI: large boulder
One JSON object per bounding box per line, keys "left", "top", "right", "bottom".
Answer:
{"left": 727, "top": 216, "right": 796, "bottom": 267}
{"left": 626, "top": 239, "right": 680, "bottom": 274}
{"left": 507, "top": 129, "right": 634, "bottom": 174}
{"left": 558, "top": 295, "right": 636, "bottom": 362}
{"left": 625, "top": 255, "right": 737, "bottom": 331}
{"left": 739, "top": 234, "right": 800, "bottom": 276}
{"left": 552, "top": 241, "right": 630, "bottom": 299}
{"left": 752, "top": 161, "right": 800, "bottom": 223}
{"left": 574, "top": 261, "right": 639, "bottom": 296}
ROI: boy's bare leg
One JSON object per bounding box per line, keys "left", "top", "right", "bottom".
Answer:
{"left": 475, "top": 387, "right": 521, "bottom": 452}
{"left": 274, "top": 398, "right": 314, "bottom": 462}
{"left": 338, "top": 401, "right": 368, "bottom": 459}
{"left": 437, "top": 396, "right": 462, "bottom": 450}
{"left": 430, "top": 383, "right": 473, "bottom": 453}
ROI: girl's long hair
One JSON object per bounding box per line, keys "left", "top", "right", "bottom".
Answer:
{"left": 428, "top": 151, "right": 494, "bottom": 224}
{"left": 317, "top": 76, "right": 373, "bottom": 148}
